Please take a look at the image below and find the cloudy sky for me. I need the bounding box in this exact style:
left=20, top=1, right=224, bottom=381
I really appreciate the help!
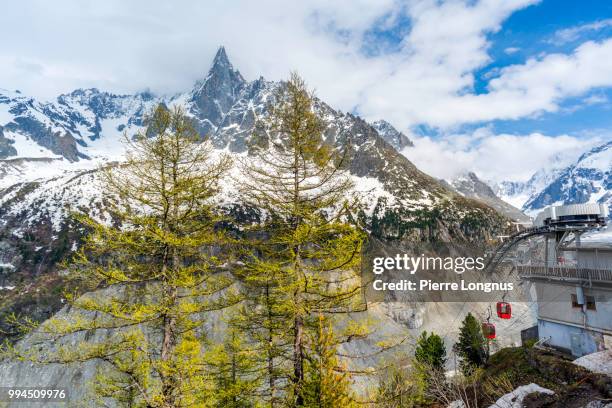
left=1, top=0, right=611, bottom=182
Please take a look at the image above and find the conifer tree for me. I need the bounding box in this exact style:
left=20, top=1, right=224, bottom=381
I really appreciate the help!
left=231, top=259, right=295, bottom=406
left=414, top=331, right=446, bottom=370
left=375, top=363, right=426, bottom=408
left=454, top=313, right=487, bottom=374
left=414, top=330, right=447, bottom=403
left=11, top=106, right=235, bottom=407
left=238, top=72, right=365, bottom=406
left=207, top=329, right=261, bottom=408
left=300, top=314, right=356, bottom=408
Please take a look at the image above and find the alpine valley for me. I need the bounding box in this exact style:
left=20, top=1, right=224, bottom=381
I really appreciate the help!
left=0, top=48, right=544, bottom=399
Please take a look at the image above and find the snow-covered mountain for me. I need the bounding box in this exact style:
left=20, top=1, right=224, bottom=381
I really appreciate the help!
left=0, top=48, right=265, bottom=184
left=0, top=47, right=509, bottom=336
left=448, top=172, right=530, bottom=222
left=0, top=87, right=157, bottom=161
left=523, top=140, right=612, bottom=213
left=0, top=48, right=411, bottom=188
left=492, top=167, right=565, bottom=210
left=488, top=142, right=612, bottom=217
left=370, top=120, right=413, bottom=151
left=0, top=85, right=161, bottom=189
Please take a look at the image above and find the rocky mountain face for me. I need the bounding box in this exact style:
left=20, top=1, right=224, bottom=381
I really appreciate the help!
left=523, top=140, right=612, bottom=213
left=0, top=47, right=510, bottom=341
left=489, top=141, right=612, bottom=216
left=371, top=120, right=414, bottom=151
left=492, top=167, right=565, bottom=211
left=448, top=172, right=530, bottom=222
left=0, top=87, right=158, bottom=163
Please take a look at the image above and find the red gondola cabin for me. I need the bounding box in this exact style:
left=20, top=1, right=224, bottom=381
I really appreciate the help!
left=482, top=322, right=496, bottom=339
left=497, top=302, right=511, bottom=319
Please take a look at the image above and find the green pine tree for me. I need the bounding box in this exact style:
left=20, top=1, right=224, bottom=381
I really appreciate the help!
left=414, top=331, right=447, bottom=370
left=10, top=106, right=235, bottom=407
left=454, top=313, right=488, bottom=374
left=413, top=330, right=447, bottom=405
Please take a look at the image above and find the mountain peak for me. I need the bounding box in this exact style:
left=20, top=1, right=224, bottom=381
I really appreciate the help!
left=204, top=46, right=243, bottom=81
left=189, top=47, right=246, bottom=134
left=193, top=46, right=243, bottom=86
left=371, top=120, right=414, bottom=151
left=212, top=46, right=231, bottom=70
left=523, top=139, right=612, bottom=213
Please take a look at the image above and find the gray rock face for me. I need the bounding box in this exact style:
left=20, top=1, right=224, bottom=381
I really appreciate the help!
left=452, top=172, right=498, bottom=200
left=189, top=46, right=247, bottom=141
left=0, top=127, right=17, bottom=158
left=371, top=120, right=414, bottom=151
left=4, top=117, right=85, bottom=162
left=0, top=285, right=415, bottom=406
left=449, top=172, right=531, bottom=222
left=211, top=76, right=270, bottom=151
left=379, top=302, right=425, bottom=329
left=524, top=140, right=612, bottom=213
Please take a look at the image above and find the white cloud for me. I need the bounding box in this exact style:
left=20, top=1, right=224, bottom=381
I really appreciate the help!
left=550, top=19, right=612, bottom=45
left=582, top=93, right=609, bottom=106
left=402, top=128, right=603, bottom=183
left=1, top=0, right=611, bottom=134
left=504, top=47, right=520, bottom=54
left=0, top=0, right=400, bottom=101
left=386, top=38, right=612, bottom=127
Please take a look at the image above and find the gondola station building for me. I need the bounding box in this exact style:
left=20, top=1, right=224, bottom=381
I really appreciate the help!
left=517, top=204, right=611, bottom=357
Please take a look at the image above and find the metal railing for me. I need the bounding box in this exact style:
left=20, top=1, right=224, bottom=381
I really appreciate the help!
left=517, top=265, right=612, bottom=283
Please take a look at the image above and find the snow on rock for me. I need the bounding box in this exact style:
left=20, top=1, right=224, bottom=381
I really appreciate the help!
left=449, top=172, right=530, bottom=222
left=0, top=157, right=100, bottom=191
left=3, top=130, right=62, bottom=159
left=370, top=120, right=413, bottom=150
left=522, top=141, right=612, bottom=214
left=488, top=383, right=554, bottom=408
left=572, top=350, right=612, bottom=375
left=0, top=169, right=111, bottom=232
left=492, top=166, right=565, bottom=210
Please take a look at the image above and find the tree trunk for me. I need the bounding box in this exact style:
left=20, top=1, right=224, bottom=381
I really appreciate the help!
left=160, top=286, right=178, bottom=407
left=266, top=284, right=276, bottom=408
left=293, top=314, right=304, bottom=406
left=160, top=241, right=179, bottom=406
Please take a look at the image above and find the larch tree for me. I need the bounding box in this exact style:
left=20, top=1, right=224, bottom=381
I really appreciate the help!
left=10, top=105, right=236, bottom=407
left=300, top=314, right=356, bottom=408
left=237, top=72, right=366, bottom=406
left=230, top=257, right=296, bottom=406
left=206, top=328, right=261, bottom=408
